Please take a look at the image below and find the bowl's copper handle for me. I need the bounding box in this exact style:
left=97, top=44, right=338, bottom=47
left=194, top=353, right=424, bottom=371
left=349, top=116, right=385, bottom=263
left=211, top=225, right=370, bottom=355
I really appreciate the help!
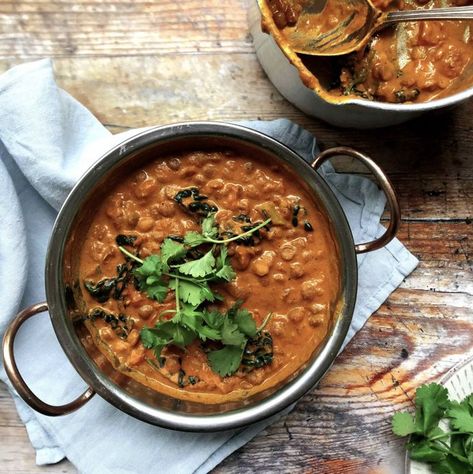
left=311, top=146, right=400, bottom=254
left=2, top=302, right=95, bottom=416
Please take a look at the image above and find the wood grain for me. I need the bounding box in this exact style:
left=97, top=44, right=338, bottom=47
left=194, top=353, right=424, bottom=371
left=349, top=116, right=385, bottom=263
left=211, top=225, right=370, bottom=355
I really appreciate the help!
left=0, top=0, right=252, bottom=57
left=0, top=1, right=472, bottom=473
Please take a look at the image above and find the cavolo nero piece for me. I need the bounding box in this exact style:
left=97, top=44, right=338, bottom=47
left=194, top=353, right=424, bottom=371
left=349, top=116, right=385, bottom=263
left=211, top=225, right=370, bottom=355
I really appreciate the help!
left=173, top=187, right=218, bottom=217
left=84, top=234, right=138, bottom=303
left=82, top=307, right=133, bottom=340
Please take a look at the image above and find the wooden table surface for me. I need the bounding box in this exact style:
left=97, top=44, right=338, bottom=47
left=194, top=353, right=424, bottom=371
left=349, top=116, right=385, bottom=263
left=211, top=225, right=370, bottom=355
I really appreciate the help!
left=1, top=1, right=472, bottom=473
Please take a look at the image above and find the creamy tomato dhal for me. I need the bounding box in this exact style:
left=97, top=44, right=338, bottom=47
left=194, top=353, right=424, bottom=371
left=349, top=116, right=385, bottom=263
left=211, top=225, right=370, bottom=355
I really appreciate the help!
left=78, top=150, right=340, bottom=403
left=267, top=0, right=473, bottom=104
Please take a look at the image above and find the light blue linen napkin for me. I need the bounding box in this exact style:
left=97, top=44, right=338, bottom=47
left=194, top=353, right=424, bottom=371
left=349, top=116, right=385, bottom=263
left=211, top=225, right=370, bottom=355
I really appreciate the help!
left=0, top=59, right=418, bottom=473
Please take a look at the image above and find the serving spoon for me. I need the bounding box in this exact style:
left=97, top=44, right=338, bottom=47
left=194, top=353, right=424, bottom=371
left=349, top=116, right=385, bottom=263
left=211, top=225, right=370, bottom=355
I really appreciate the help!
left=283, top=0, right=473, bottom=56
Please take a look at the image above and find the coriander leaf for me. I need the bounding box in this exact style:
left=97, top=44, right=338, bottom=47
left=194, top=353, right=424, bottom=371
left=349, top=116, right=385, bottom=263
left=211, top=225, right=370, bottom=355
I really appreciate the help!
left=183, top=231, right=207, bottom=247
left=221, top=318, right=246, bottom=347
left=202, top=310, right=225, bottom=330
left=464, top=435, right=473, bottom=464
left=196, top=324, right=221, bottom=341
left=415, top=383, right=451, bottom=435
left=234, top=308, right=257, bottom=338
left=431, top=455, right=472, bottom=474
left=170, top=279, right=215, bottom=306
left=172, top=303, right=198, bottom=324
left=450, top=433, right=468, bottom=462
left=146, top=275, right=161, bottom=285
left=200, top=282, right=218, bottom=302
left=176, top=304, right=221, bottom=341
left=145, top=282, right=169, bottom=302
left=447, top=396, right=473, bottom=433
left=176, top=249, right=216, bottom=278
left=408, top=440, right=446, bottom=463
left=146, top=321, right=196, bottom=348
left=169, top=279, right=201, bottom=306
left=182, top=214, right=218, bottom=247
left=392, top=383, right=473, bottom=473
left=392, top=412, right=417, bottom=437
left=215, top=264, right=236, bottom=282
left=135, top=255, right=164, bottom=278
left=214, top=246, right=236, bottom=282
left=134, top=256, right=169, bottom=302
left=429, top=426, right=446, bottom=439
left=160, top=239, right=187, bottom=268
left=225, top=301, right=257, bottom=338
left=207, top=345, right=244, bottom=377
left=140, top=327, right=170, bottom=359
left=141, top=327, right=161, bottom=348
left=201, top=213, right=218, bottom=238
left=171, top=324, right=197, bottom=347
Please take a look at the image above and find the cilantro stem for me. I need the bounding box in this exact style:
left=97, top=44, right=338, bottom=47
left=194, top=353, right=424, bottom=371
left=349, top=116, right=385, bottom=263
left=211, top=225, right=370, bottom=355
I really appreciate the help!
left=257, top=312, right=273, bottom=333
left=118, top=246, right=213, bottom=285
left=159, top=309, right=177, bottom=321
left=428, top=444, right=470, bottom=464
left=119, top=246, right=143, bottom=264
left=429, top=431, right=472, bottom=441
left=163, top=272, right=209, bottom=284
left=175, top=277, right=180, bottom=312
left=119, top=247, right=209, bottom=282
left=204, top=218, right=272, bottom=244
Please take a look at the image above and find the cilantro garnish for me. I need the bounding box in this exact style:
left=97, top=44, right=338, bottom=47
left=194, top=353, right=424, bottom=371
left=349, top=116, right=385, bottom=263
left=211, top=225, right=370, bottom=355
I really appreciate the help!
left=448, top=395, right=473, bottom=433
left=207, top=346, right=244, bottom=377
left=183, top=214, right=271, bottom=247
left=392, top=383, right=473, bottom=473
left=117, top=212, right=273, bottom=378
left=160, top=239, right=187, bottom=267
left=175, top=248, right=216, bottom=278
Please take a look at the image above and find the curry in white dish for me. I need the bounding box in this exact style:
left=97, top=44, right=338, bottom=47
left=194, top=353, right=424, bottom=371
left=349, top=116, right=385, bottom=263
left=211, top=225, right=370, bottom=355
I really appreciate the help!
left=266, top=0, right=473, bottom=103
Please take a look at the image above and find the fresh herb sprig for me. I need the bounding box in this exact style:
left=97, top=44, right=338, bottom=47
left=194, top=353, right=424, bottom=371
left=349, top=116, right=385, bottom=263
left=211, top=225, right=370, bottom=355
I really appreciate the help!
left=141, top=301, right=272, bottom=377
left=119, top=213, right=273, bottom=377
left=183, top=213, right=271, bottom=247
left=392, top=383, right=473, bottom=473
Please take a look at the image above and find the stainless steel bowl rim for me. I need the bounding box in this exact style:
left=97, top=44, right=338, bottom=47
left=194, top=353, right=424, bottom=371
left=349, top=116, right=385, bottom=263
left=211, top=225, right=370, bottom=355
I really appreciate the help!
left=45, top=121, right=357, bottom=431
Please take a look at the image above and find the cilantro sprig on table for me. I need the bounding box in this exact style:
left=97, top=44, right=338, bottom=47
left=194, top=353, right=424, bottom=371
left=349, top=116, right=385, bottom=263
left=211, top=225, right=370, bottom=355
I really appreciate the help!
left=392, top=383, right=473, bottom=473
left=119, top=213, right=272, bottom=377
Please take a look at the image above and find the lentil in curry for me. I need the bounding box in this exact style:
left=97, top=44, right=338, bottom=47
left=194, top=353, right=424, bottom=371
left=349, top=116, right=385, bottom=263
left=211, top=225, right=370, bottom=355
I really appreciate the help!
left=78, top=150, right=340, bottom=403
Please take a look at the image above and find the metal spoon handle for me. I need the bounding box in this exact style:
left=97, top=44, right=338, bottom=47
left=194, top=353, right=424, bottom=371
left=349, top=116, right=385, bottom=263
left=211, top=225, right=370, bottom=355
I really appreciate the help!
left=386, top=6, right=473, bottom=23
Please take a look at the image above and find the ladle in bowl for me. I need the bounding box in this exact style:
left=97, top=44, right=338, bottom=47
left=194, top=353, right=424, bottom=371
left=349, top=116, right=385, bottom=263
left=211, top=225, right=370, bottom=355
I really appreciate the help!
left=283, top=0, right=473, bottom=56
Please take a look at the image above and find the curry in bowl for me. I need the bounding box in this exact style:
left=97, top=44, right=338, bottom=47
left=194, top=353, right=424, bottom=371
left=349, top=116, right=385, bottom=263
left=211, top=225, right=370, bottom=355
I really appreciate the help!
left=77, top=149, right=340, bottom=404
left=264, top=0, right=473, bottom=104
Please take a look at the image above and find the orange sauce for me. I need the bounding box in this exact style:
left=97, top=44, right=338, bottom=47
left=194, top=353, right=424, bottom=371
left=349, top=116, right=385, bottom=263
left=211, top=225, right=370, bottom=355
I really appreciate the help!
left=77, top=150, right=340, bottom=403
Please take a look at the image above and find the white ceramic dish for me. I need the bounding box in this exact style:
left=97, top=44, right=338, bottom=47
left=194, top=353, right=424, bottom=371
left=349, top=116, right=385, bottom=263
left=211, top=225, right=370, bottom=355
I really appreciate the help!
left=249, top=1, right=473, bottom=129
left=406, top=355, right=473, bottom=474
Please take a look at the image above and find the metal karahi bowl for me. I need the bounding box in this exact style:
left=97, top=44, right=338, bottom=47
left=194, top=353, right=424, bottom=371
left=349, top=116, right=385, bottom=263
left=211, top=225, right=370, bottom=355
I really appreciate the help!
left=250, top=1, right=473, bottom=129
left=2, top=122, right=400, bottom=431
